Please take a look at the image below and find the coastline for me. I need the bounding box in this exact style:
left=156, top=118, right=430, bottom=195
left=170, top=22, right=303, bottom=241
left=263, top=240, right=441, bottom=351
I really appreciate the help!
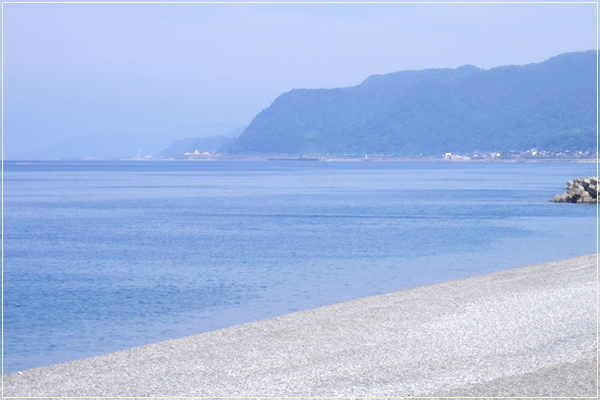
left=4, top=156, right=597, bottom=163
left=166, top=155, right=598, bottom=163
left=4, top=253, right=597, bottom=398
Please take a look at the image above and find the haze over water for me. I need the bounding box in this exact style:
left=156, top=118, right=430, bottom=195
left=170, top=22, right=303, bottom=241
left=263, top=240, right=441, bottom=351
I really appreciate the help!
left=3, top=160, right=596, bottom=373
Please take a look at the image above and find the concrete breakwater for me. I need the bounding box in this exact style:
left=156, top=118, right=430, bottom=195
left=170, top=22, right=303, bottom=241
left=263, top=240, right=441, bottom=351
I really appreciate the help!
left=549, top=176, right=599, bottom=203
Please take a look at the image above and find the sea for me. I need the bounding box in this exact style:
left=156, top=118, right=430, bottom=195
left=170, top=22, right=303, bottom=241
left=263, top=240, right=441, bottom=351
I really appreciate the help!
left=3, top=160, right=597, bottom=373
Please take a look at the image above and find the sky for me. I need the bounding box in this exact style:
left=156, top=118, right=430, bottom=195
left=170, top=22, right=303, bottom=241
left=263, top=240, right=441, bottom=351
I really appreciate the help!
left=2, top=2, right=597, bottom=159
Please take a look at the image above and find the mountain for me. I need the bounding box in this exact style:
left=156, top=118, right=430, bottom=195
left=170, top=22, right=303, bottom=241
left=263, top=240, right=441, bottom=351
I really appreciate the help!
left=225, top=50, right=596, bottom=157
left=158, top=126, right=245, bottom=157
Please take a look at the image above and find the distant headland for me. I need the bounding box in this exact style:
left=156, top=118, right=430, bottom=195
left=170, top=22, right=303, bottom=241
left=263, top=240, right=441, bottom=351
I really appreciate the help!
left=167, top=50, right=596, bottom=161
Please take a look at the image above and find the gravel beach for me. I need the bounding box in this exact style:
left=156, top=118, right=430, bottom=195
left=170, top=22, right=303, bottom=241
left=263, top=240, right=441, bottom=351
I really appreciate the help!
left=4, top=254, right=597, bottom=398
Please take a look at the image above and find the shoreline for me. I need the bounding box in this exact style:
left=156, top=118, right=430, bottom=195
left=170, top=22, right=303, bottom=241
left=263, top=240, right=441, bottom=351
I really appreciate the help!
left=4, top=253, right=597, bottom=398
left=4, top=156, right=598, bottom=163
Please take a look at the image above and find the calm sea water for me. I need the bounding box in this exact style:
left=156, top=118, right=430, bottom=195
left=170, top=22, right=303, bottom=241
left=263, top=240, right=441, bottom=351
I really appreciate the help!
left=3, top=160, right=597, bottom=373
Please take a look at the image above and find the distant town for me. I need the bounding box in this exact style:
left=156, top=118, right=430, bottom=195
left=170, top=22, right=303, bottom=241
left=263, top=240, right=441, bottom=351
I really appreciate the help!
left=168, top=148, right=597, bottom=162
left=442, top=149, right=596, bottom=161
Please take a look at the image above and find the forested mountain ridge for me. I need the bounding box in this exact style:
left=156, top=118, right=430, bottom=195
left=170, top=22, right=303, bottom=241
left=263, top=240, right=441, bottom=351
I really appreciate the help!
left=224, top=50, right=596, bottom=157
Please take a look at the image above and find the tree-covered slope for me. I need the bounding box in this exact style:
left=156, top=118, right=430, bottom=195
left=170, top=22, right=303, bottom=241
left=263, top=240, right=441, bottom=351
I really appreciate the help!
left=225, top=50, right=596, bottom=156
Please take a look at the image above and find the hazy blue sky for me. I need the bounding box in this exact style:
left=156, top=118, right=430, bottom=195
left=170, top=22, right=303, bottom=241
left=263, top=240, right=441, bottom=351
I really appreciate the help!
left=3, top=2, right=597, bottom=158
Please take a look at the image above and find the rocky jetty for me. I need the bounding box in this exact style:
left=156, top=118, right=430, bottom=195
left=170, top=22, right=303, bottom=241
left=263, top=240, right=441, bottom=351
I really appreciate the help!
left=550, top=177, right=599, bottom=203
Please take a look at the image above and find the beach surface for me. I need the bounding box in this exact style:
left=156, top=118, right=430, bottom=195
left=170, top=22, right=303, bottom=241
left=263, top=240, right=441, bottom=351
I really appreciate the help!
left=4, top=254, right=597, bottom=398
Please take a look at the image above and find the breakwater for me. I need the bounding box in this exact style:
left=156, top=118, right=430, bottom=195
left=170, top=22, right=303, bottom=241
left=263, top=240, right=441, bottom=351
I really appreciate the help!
left=549, top=177, right=599, bottom=203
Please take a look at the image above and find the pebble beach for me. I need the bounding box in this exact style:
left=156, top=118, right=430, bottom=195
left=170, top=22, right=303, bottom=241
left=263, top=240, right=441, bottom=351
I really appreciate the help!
left=4, top=254, right=597, bottom=398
